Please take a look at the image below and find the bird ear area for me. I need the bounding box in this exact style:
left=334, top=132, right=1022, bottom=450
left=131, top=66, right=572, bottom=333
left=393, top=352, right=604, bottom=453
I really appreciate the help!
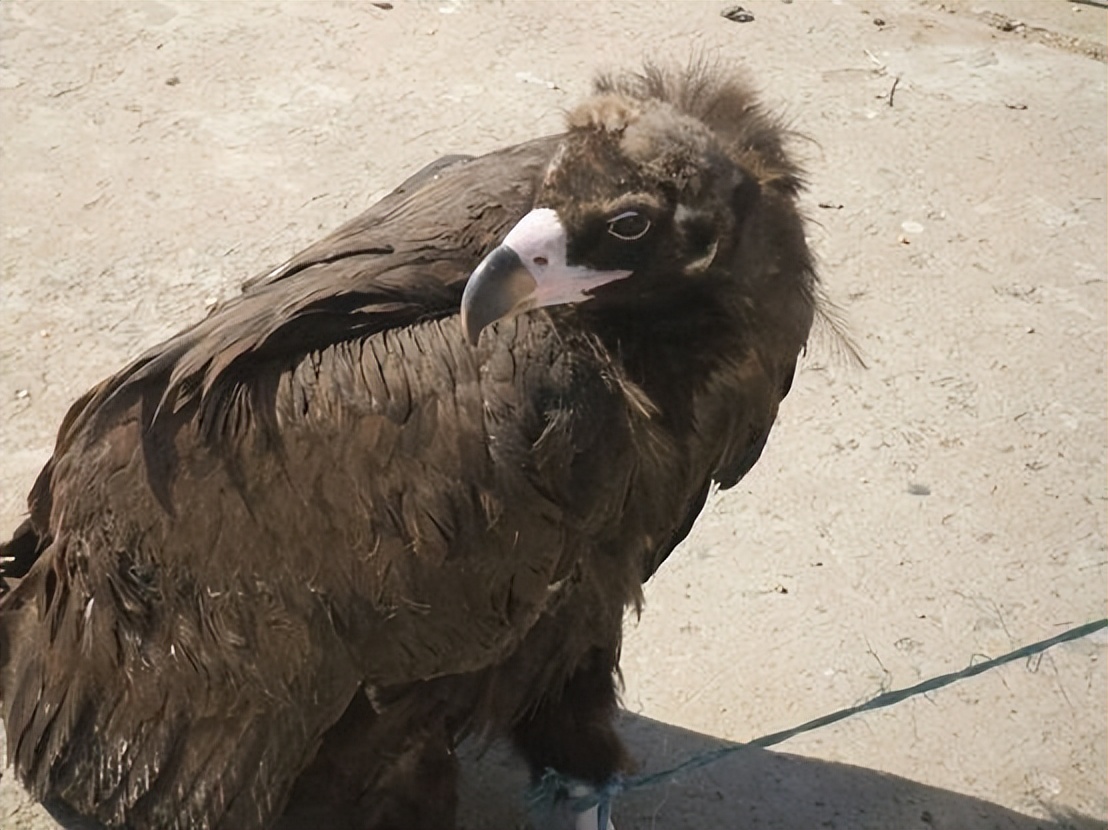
left=679, top=169, right=762, bottom=277
left=731, top=169, right=762, bottom=226
left=677, top=211, right=720, bottom=277
left=675, top=192, right=730, bottom=276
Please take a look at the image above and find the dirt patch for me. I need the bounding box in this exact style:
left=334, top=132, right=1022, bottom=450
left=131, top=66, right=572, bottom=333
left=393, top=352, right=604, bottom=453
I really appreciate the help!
left=1, top=1, right=1104, bottom=827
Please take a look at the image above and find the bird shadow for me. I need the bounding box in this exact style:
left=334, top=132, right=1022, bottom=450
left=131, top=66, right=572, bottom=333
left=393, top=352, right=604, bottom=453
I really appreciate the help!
left=3, top=713, right=1103, bottom=830
left=457, top=711, right=1106, bottom=830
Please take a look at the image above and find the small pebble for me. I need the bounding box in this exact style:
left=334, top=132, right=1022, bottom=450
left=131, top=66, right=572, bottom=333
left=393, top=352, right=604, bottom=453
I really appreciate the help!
left=721, top=5, right=755, bottom=22
left=515, top=71, right=560, bottom=91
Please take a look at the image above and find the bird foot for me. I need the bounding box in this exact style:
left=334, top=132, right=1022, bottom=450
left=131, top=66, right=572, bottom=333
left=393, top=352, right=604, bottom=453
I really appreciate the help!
left=574, top=803, right=616, bottom=830
left=568, top=783, right=616, bottom=830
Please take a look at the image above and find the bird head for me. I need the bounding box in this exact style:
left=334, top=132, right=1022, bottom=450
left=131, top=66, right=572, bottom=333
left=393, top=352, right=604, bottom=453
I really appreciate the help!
left=460, top=91, right=761, bottom=345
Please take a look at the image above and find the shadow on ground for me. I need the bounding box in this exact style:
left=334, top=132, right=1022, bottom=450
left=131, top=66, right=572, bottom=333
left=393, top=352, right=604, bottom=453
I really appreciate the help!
left=3, top=712, right=1104, bottom=830
left=458, top=712, right=1108, bottom=830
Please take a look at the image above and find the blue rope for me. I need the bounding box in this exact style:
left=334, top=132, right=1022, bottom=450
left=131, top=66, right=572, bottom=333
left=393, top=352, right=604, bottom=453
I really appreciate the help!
left=529, top=617, right=1108, bottom=819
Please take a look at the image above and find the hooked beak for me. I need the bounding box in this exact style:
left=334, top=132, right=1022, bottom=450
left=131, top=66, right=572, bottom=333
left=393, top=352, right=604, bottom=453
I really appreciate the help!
left=460, top=208, right=632, bottom=345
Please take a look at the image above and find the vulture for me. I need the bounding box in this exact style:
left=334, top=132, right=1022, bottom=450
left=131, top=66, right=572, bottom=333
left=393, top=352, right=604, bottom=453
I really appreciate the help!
left=0, top=64, right=822, bottom=830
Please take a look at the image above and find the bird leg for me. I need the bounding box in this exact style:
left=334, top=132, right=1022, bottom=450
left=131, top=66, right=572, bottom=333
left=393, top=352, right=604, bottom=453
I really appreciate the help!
left=512, top=646, right=628, bottom=829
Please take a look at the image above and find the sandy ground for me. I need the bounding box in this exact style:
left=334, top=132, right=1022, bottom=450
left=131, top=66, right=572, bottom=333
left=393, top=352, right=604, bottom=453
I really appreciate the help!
left=1, top=1, right=1105, bottom=828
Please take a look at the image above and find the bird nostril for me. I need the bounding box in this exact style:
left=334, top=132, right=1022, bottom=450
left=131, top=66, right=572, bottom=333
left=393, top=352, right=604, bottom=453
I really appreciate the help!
left=533, top=256, right=548, bottom=267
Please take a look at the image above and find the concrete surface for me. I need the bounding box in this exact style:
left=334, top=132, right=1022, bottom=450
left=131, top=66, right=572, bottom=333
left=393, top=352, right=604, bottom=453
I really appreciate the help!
left=1, top=1, right=1104, bottom=828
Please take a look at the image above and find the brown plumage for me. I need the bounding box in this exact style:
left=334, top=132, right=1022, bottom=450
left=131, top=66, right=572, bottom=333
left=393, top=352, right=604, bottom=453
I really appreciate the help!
left=0, top=64, right=819, bottom=829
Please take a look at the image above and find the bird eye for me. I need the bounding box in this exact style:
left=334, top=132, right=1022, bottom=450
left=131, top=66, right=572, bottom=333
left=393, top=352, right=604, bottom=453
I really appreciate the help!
left=606, top=210, right=651, bottom=241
